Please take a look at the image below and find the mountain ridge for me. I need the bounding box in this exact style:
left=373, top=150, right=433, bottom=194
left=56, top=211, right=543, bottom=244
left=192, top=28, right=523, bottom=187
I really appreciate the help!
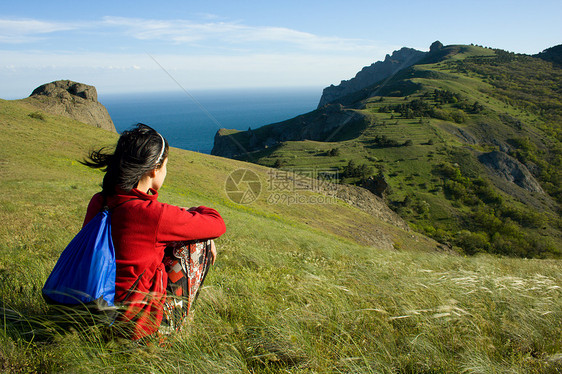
left=211, top=42, right=562, bottom=258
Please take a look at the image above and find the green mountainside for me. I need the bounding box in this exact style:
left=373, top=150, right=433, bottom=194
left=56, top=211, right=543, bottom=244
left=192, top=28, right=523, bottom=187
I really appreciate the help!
left=1, top=94, right=561, bottom=372
left=213, top=43, right=562, bottom=258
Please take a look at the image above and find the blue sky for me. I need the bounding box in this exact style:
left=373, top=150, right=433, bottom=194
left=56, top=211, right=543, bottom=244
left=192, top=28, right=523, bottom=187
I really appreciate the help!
left=1, top=0, right=561, bottom=99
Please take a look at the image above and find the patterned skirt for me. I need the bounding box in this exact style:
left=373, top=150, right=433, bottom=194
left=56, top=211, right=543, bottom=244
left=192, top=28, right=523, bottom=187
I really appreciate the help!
left=160, top=240, right=213, bottom=333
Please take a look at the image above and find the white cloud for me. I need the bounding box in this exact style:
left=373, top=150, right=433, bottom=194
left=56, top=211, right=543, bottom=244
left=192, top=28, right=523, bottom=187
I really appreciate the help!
left=101, top=16, right=387, bottom=53
left=0, top=15, right=393, bottom=55
left=0, top=18, right=76, bottom=43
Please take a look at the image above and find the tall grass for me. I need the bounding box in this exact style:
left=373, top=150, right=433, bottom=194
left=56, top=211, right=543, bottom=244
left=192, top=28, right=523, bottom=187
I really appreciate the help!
left=2, top=214, right=560, bottom=372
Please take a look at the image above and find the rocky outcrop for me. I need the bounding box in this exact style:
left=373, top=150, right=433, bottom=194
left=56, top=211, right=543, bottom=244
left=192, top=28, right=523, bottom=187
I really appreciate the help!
left=429, top=40, right=444, bottom=52
left=212, top=129, right=245, bottom=159
left=318, top=47, right=428, bottom=108
left=478, top=151, right=544, bottom=193
left=361, top=173, right=389, bottom=198
left=331, top=183, right=410, bottom=232
left=24, top=80, right=116, bottom=132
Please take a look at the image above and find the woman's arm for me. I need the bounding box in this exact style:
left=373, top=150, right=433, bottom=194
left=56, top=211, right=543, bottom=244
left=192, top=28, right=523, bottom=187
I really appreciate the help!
left=157, top=204, right=226, bottom=243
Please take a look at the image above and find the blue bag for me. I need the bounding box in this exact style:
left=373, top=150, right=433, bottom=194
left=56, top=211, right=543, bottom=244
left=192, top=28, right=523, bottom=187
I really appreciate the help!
left=42, top=208, right=116, bottom=308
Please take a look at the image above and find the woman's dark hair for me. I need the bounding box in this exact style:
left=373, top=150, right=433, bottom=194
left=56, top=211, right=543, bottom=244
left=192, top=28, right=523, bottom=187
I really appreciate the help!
left=81, top=123, right=169, bottom=196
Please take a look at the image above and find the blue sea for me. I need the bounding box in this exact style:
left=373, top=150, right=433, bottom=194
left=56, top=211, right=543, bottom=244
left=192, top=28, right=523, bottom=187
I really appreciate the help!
left=100, top=87, right=321, bottom=154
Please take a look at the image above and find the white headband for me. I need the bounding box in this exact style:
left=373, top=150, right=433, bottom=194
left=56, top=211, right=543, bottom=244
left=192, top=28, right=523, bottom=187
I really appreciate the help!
left=156, top=133, right=166, bottom=165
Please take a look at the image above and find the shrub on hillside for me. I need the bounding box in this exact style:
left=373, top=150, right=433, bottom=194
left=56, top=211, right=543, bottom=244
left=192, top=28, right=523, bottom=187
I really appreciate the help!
left=454, top=230, right=490, bottom=255
left=451, top=109, right=468, bottom=123
left=429, top=108, right=452, bottom=121
left=28, top=111, right=46, bottom=121
left=327, top=148, right=340, bottom=157
left=273, top=158, right=285, bottom=168
left=342, top=160, right=374, bottom=180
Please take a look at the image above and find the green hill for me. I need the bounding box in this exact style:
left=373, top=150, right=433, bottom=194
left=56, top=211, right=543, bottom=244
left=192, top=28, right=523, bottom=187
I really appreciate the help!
left=0, top=96, right=561, bottom=372
left=213, top=43, right=562, bottom=259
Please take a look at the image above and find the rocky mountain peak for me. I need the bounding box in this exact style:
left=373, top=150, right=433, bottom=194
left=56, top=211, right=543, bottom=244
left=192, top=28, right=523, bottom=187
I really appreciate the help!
left=317, top=45, right=428, bottom=108
left=31, top=80, right=99, bottom=102
left=25, top=80, right=116, bottom=132
left=429, top=40, right=444, bottom=52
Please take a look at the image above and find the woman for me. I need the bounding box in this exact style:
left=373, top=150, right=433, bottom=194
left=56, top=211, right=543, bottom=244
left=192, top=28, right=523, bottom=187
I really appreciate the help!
left=81, top=124, right=225, bottom=340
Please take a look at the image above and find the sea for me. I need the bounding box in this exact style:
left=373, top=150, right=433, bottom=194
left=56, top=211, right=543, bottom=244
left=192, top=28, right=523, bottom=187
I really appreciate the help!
left=99, top=87, right=321, bottom=154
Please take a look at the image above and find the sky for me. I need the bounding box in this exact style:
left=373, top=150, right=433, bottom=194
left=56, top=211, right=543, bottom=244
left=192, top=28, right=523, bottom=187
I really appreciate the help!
left=1, top=0, right=561, bottom=99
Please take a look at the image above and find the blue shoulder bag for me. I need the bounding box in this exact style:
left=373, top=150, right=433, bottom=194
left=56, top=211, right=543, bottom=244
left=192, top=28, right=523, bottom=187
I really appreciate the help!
left=42, top=199, right=137, bottom=313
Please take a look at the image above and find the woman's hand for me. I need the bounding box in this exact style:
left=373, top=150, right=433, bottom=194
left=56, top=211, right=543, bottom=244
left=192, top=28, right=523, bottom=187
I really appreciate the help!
left=209, top=240, right=217, bottom=265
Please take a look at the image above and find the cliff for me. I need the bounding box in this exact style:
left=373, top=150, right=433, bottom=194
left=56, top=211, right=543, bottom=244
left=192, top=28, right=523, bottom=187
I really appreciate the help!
left=317, top=46, right=428, bottom=107
left=23, top=80, right=116, bottom=132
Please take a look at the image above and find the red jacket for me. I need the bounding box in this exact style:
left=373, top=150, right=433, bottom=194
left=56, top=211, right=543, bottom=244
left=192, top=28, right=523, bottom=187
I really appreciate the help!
left=83, top=188, right=225, bottom=339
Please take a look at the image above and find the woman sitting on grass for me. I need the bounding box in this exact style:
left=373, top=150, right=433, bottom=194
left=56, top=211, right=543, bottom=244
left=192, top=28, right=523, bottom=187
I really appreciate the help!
left=81, top=123, right=225, bottom=340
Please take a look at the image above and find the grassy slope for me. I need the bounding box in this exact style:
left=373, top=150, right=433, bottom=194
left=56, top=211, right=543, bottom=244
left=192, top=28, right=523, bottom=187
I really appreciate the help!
left=239, top=46, right=562, bottom=258
left=0, top=99, right=561, bottom=373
